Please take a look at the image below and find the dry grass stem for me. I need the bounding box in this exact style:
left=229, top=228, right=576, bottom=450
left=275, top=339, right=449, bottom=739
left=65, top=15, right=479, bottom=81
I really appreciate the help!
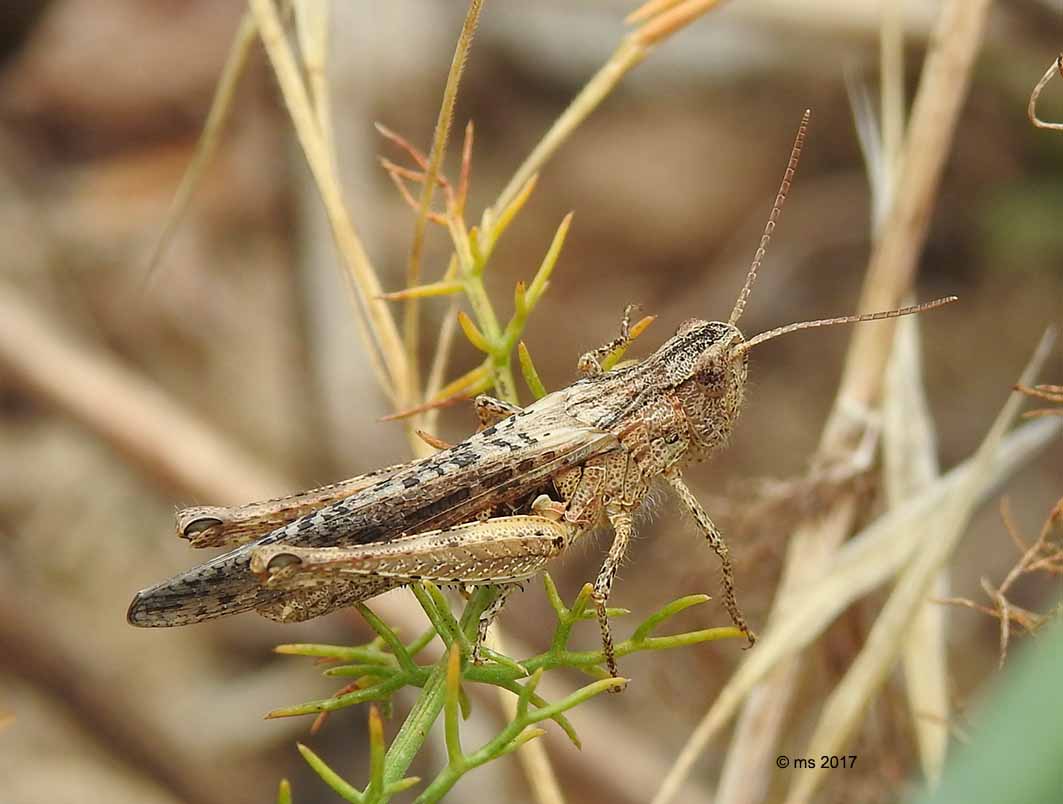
left=781, top=329, right=1054, bottom=804
left=403, top=0, right=484, bottom=413
left=1028, top=55, right=1063, bottom=131
left=650, top=414, right=1060, bottom=804
left=0, top=282, right=288, bottom=503
left=293, top=0, right=334, bottom=166
left=295, top=7, right=335, bottom=197
left=941, top=497, right=1063, bottom=668
left=880, top=13, right=947, bottom=781
left=700, top=2, right=995, bottom=799
left=885, top=314, right=949, bottom=785
left=143, top=9, right=261, bottom=278
left=632, top=0, right=727, bottom=47
left=423, top=300, right=461, bottom=436
left=486, top=0, right=723, bottom=225
left=625, top=0, right=685, bottom=25
left=248, top=0, right=407, bottom=403
left=836, top=0, right=992, bottom=411
left=879, top=1, right=905, bottom=196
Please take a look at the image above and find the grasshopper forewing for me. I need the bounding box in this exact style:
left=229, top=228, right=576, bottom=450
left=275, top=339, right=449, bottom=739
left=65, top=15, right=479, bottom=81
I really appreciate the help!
left=129, top=110, right=956, bottom=677
left=127, top=420, right=618, bottom=626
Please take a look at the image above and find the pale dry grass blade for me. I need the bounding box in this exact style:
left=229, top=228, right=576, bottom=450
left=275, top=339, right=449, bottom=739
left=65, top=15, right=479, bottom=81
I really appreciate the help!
left=485, top=0, right=724, bottom=228
left=626, top=0, right=685, bottom=25
left=1028, top=56, right=1063, bottom=131
left=247, top=0, right=407, bottom=401
left=0, top=283, right=289, bottom=503
left=782, top=330, right=1056, bottom=804
left=486, top=37, right=640, bottom=227
left=289, top=1, right=403, bottom=438
left=678, top=2, right=997, bottom=800
left=836, top=0, right=993, bottom=408
left=885, top=314, right=949, bottom=785
left=651, top=411, right=1060, bottom=804
left=879, top=0, right=905, bottom=199
left=879, top=11, right=947, bottom=782
left=144, top=10, right=260, bottom=279
left=631, top=0, right=726, bottom=47
left=293, top=0, right=334, bottom=165
left=419, top=300, right=460, bottom=455
left=404, top=0, right=484, bottom=412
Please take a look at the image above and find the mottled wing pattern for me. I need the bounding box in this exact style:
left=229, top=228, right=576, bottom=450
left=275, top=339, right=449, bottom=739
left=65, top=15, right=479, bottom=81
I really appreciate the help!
left=176, top=462, right=411, bottom=549
left=128, top=410, right=618, bottom=626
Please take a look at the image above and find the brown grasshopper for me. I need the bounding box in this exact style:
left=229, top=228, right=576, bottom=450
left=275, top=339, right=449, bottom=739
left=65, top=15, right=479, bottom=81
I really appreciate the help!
left=127, top=111, right=955, bottom=676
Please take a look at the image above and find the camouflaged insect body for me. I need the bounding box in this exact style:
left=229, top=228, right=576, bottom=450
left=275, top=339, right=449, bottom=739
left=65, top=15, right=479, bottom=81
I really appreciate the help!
left=127, top=318, right=749, bottom=629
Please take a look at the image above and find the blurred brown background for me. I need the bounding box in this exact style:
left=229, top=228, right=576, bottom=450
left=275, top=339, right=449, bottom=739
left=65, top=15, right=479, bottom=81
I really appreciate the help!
left=0, top=1, right=1060, bottom=803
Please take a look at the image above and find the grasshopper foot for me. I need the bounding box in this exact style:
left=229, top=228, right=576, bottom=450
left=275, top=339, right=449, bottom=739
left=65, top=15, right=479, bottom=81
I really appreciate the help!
left=471, top=638, right=486, bottom=665
left=592, top=593, right=621, bottom=684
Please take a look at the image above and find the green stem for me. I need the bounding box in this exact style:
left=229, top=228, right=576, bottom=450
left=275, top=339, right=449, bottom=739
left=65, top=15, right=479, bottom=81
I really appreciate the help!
left=381, top=587, right=497, bottom=785
left=405, top=0, right=486, bottom=413
left=486, top=37, right=645, bottom=225
left=382, top=661, right=449, bottom=786
left=460, top=271, right=517, bottom=403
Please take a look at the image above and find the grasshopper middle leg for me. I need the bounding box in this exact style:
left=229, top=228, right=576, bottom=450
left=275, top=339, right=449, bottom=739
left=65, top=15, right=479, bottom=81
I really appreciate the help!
left=664, top=467, right=755, bottom=646
left=592, top=509, right=633, bottom=679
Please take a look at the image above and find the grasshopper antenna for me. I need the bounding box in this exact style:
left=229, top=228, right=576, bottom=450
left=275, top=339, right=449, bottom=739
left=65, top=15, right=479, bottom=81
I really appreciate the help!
left=732, top=296, right=958, bottom=356
left=728, top=108, right=811, bottom=328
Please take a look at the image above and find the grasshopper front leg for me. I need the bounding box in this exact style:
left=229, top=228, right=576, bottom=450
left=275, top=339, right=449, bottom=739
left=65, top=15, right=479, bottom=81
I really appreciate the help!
left=577, top=304, right=639, bottom=377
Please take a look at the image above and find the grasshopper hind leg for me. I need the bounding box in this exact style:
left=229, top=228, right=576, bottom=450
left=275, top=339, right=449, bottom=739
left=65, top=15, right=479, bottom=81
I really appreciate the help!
left=251, top=511, right=574, bottom=630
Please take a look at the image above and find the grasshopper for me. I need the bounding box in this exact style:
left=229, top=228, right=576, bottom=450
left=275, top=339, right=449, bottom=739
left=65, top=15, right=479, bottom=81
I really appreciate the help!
left=127, top=111, right=955, bottom=676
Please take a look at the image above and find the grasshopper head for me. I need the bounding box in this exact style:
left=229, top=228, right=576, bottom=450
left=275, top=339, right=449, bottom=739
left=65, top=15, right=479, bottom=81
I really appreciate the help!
left=665, top=318, right=749, bottom=458
left=663, top=290, right=958, bottom=461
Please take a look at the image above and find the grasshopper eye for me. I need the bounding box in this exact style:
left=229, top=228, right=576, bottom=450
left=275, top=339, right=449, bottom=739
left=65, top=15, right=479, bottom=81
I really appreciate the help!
left=182, top=517, right=223, bottom=538
left=697, top=367, right=722, bottom=387
left=266, top=553, right=303, bottom=572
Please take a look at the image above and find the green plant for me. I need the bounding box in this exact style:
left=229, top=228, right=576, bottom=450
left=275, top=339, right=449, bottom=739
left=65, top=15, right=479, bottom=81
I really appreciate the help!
left=271, top=577, right=741, bottom=802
